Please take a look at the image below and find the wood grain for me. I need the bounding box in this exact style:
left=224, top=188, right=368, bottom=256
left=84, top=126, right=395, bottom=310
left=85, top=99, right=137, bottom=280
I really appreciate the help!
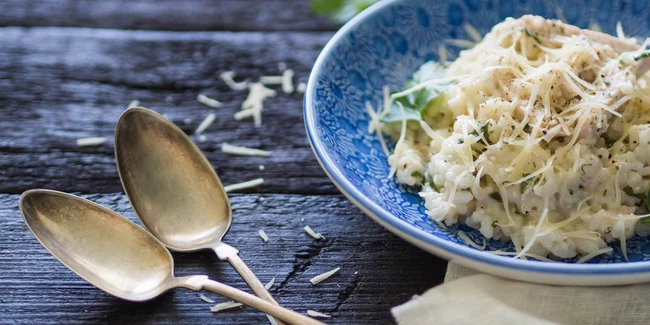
left=0, top=27, right=336, bottom=195
left=0, top=0, right=339, bottom=31
left=0, top=193, right=447, bottom=325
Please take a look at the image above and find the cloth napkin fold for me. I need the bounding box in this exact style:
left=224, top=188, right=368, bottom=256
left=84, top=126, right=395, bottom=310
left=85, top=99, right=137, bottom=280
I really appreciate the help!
left=391, top=261, right=650, bottom=325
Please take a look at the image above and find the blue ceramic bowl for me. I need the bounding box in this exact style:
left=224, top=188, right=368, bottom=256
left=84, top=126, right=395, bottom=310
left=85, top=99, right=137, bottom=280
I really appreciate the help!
left=305, top=0, right=650, bottom=285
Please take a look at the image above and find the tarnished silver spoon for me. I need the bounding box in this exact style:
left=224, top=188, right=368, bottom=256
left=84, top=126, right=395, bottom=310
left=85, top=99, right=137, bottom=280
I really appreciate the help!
left=19, top=189, right=323, bottom=325
left=114, top=107, right=284, bottom=324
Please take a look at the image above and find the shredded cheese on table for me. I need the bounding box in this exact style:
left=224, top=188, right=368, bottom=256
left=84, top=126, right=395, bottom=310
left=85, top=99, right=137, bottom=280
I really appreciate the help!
left=210, top=301, right=243, bottom=313
left=310, top=267, right=340, bottom=285
left=195, top=113, right=216, bottom=135
left=197, top=93, right=223, bottom=108
left=304, top=225, right=325, bottom=240
left=297, top=82, right=307, bottom=93
left=77, top=137, right=107, bottom=147
left=200, top=294, right=215, bottom=303
left=220, top=71, right=249, bottom=91
left=223, top=178, right=264, bottom=193
left=307, top=310, right=332, bottom=318
left=221, top=142, right=272, bottom=156
left=264, top=277, right=275, bottom=290
left=127, top=99, right=140, bottom=108
left=258, top=229, right=269, bottom=242
left=282, top=69, right=295, bottom=94
left=237, top=82, right=276, bottom=127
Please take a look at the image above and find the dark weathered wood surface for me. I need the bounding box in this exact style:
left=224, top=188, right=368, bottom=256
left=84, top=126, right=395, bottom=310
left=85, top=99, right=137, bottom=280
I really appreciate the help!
left=0, top=0, right=339, bottom=31
left=1, top=193, right=446, bottom=324
left=0, top=2, right=449, bottom=325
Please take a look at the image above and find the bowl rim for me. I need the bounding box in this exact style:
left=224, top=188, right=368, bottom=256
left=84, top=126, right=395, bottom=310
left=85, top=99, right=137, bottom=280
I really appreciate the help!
left=304, top=0, right=650, bottom=275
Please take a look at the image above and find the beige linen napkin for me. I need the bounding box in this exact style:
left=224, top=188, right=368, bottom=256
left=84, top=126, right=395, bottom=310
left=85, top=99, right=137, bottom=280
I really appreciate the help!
left=391, top=261, right=650, bottom=325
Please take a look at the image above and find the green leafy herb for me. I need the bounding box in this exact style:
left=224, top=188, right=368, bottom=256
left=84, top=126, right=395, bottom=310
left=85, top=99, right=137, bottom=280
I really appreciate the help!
left=491, top=220, right=498, bottom=228
left=522, top=28, right=542, bottom=45
left=604, top=227, right=612, bottom=234
left=523, top=123, right=530, bottom=133
left=635, top=51, right=650, bottom=61
left=381, top=62, right=454, bottom=123
left=311, top=0, right=379, bottom=23
left=520, top=174, right=539, bottom=193
left=489, top=192, right=502, bottom=202
left=604, top=137, right=617, bottom=148
left=471, top=121, right=492, bottom=144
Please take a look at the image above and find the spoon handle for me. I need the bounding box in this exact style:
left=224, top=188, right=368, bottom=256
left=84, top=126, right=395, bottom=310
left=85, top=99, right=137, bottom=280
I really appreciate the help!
left=214, top=242, right=286, bottom=325
left=177, top=275, right=325, bottom=325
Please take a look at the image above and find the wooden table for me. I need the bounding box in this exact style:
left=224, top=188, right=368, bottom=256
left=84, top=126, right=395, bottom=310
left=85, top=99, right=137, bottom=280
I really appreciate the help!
left=0, top=1, right=448, bottom=324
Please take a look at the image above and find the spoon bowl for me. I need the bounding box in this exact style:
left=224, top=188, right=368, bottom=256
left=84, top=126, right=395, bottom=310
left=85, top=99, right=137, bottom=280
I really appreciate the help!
left=20, top=189, right=172, bottom=301
left=115, top=107, right=231, bottom=251
left=115, top=107, right=282, bottom=322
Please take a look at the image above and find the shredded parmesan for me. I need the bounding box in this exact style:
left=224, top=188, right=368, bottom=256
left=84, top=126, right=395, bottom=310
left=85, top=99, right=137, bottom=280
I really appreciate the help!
left=200, top=294, right=215, bottom=303
left=76, top=137, right=107, bottom=147
left=210, top=301, right=243, bottom=313
left=463, top=23, right=482, bottom=42
left=258, top=230, right=269, bottom=242
left=258, top=165, right=266, bottom=171
left=304, top=225, right=325, bottom=240
left=127, top=99, right=140, bottom=108
left=195, top=113, right=216, bottom=134
left=197, top=94, right=223, bottom=108
left=297, top=82, right=307, bottom=93
left=198, top=135, right=207, bottom=143
left=309, top=267, right=340, bottom=285
left=264, top=277, right=275, bottom=290
left=223, top=178, right=264, bottom=193
left=221, top=142, right=272, bottom=156
left=307, top=310, right=332, bottom=318
left=238, top=82, right=276, bottom=127
left=457, top=230, right=486, bottom=250
left=220, top=71, right=249, bottom=91
left=260, top=75, right=283, bottom=85
left=282, top=69, right=295, bottom=94
left=266, top=315, right=279, bottom=325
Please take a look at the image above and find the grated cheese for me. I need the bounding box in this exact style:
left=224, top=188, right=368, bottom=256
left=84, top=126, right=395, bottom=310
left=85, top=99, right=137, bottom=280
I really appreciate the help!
left=221, top=142, right=272, bottom=156
left=220, top=71, right=249, bottom=91
left=200, top=294, right=215, bottom=303
left=297, top=82, right=307, bottom=93
left=266, top=315, right=279, bottom=325
left=264, top=277, right=275, bottom=290
left=463, top=22, right=482, bottom=43
left=127, top=99, right=140, bottom=108
left=258, top=230, right=269, bottom=242
left=198, top=135, right=207, bottom=143
left=223, top=178, right=264, bottom=193
left=197, top=94, right=223, bottom=108
left=260, top=75, right=283, bottom=85
left=195, top=113, right=216, bottom=135
left=258, top=165, right=265, bottom=171
left=309, top=267, right=340, bottom=285
left=307, top=310, right=332, bottom=318
left=210, top=301, right=243, bottom=313
left=282, top=69, right=295, bottom=94
left=238, top=82, right=276, bottom=127
left=457, top=230, right=486, bottom=250
left=304, top=225, right=325, bottom=240
left=183, top=118, right=192, bottom=124
left=77, top=137, right=107, bottom=147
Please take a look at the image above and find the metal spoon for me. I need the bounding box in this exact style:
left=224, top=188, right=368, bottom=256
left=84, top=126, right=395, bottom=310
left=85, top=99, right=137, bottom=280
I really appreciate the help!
left=19, top=189, right=322, bottom=325
left=114, top=107, right=284, bottom=323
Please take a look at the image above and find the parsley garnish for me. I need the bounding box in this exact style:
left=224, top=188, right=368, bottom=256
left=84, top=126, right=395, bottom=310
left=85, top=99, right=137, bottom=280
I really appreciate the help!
left=522, top=28, right=542, bottom=45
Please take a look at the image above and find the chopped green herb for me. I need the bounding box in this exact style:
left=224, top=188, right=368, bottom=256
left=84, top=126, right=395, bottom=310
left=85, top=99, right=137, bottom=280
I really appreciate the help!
left=471, top=121, right=492, bottom=145
left=522, top=28, right=542, bottom=45
left=491, top=220, right=498, bottom=228
left=380, top=62, right=455, bottom=124
left=604, top=137, right=617, bottom=148
left=523, top=123, right=530, bottom=133
left=489, top=192, right=502, bottom=202
left=604, top=227, right=612, bottom=234
left=635, top=51, right=650, bottom=61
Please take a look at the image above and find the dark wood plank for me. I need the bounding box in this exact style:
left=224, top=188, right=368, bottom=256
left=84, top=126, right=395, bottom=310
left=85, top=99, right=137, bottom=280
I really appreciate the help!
left=0, top=27, right=336, bottom=195
left=0, top=193, right=447, bottom=325
left=0, top=0, right=340, bottom=31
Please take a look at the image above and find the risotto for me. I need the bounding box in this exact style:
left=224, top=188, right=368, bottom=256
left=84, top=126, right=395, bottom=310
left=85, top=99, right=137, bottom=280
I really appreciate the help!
left=368, top=15, right=650, bottom=261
